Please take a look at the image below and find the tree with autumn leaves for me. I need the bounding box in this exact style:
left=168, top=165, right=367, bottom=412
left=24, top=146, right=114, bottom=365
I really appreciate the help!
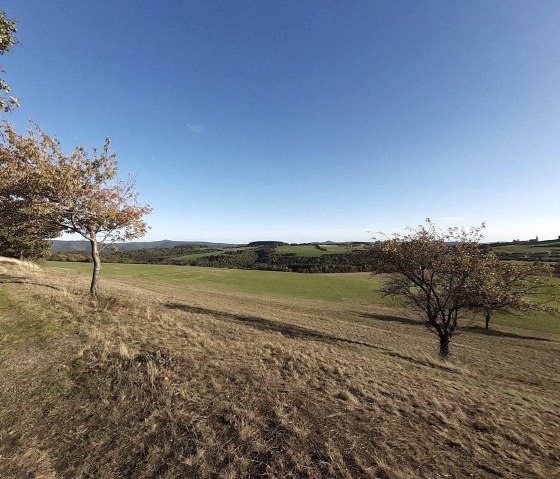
left=371, top=220, right=551, bottom=358
left=469, top=256, right=551, bottom=331
left=0, top=121, right=151, bottom=295
left=0, top=12, right=149, bottom=294
left=0, top=10, right=19, bottom=112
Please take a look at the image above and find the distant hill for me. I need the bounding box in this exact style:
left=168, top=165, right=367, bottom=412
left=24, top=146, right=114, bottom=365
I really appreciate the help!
left=50, top=240, right=239, bottom=252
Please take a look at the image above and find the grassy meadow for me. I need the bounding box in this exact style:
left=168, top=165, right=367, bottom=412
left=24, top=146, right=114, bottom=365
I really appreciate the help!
left=1, top=258, right=559, bottom=478
left=51, top=261, right=560, bottom=334
left=50, top=261, right=385, bottom=305
left=490, top=240, right=560, bottom=254
left=173, top=247, right=255, bottom=261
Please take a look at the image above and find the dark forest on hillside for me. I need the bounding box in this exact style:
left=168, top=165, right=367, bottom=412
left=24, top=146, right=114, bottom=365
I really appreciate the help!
left=48, top=244, right=374, bottom=273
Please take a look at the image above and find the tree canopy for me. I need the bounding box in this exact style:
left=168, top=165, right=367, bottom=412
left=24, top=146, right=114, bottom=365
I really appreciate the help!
left=371, top=220, right=550, bottom=357
left=468, top=256, right=551, bottom=330
left=0, top=10, right=19, bottom=111
left=0, top=121, right=151, bottom=294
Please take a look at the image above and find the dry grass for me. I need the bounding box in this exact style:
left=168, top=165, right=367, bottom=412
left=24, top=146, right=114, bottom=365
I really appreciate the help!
left=0, top=256, right=40, bottom=275
left=0, top=258, right=559, bottom=478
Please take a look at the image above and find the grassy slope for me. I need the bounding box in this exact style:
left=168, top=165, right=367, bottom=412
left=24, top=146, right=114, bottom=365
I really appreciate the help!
left=1, top=260, right=560, bottom=478
left=50, top=262, right=387, bottom=305
left=51, top=261, right=560, bottom=334
left=491, top=241, right=560, bottom=254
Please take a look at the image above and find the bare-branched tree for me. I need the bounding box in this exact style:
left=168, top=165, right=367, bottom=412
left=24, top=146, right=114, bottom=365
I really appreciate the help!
left=468, top=257, right=552, bottom=330
left=370, top=220, right=551, bottom=357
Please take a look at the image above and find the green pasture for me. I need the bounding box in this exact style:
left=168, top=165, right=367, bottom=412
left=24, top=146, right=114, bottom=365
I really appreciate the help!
left=483, top=310, right=559, bottom=334
left=165, top=246, right=253, bottom=261
left=49, top=262, right=560, bottom=334
left=50, top=262, right=385, bottom=305
left=319, top=244, right=351, bottom=253
left=491, top=241, right=560, bottom=254
left=276, top=244, right=346, bottom=257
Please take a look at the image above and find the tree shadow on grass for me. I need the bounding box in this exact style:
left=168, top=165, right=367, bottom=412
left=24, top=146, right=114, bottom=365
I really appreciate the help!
left=462, top=325, right=553, bottom=342
left=166, top=302, right=374, bottom=349
left=359, top=312, right=422, bottom=327
left=165, top=302, right=461, bottom=373
left=358, top=311, right=553, bottom=343
left=0, top=274, right=65, bottom=292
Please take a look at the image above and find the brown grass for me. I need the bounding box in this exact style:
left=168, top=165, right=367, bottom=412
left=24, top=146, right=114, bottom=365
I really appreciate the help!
left=0, top=258, right=559, bottom=478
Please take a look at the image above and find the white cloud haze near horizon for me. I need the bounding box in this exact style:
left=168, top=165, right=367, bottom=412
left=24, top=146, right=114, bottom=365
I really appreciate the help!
left=58, top=216, right=557, bottom=244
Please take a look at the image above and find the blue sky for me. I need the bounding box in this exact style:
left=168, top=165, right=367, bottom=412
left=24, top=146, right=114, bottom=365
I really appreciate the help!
left=2, top=1, right=559, bottom=243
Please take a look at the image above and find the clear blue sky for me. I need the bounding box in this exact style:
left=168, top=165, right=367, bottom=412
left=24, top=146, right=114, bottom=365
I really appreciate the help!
left=3, top=1, right=559, bottom=243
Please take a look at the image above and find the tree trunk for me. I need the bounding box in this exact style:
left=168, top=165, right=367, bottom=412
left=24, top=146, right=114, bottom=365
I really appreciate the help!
left=89, top=237, right=101, bottom=296
left=438, top=333, right=450, bottom=359
left=485, top=310, right=491, bottom=330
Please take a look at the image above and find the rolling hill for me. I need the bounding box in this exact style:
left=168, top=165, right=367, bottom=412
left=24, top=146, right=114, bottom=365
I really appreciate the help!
left=1, top=258, right=559, bottom=478
left=50, top=240, right=239, bottom=252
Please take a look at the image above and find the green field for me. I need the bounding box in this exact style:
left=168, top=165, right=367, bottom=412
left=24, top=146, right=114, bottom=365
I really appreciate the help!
left=173, top=247, right=253, bottom=261
left=318, top=244, right=352, bottom=253
left=276, top=244, right=348, bottom=257
left=50, top=262, right=386, bottom=305
left=50, top=262, right=560, bottom=333
left=491, top=240, right=560, bottom=254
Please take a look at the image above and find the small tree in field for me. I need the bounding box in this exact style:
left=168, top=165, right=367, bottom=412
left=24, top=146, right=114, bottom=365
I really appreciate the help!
left=0, top=122, right=151, bottom=295
left=371, top=220, right=492, bottom=357
left=371, top=220, right=554, bottom=357
left=471, top=257, right=551, bottom=330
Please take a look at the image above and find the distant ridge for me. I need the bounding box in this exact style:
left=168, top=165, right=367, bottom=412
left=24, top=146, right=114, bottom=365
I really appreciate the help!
left=50, top=240, right=239, bottom=252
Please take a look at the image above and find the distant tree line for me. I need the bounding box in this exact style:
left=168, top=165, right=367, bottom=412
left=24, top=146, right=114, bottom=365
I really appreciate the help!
left=181, top=246, right=373, bottom=272
left=48, top=242, right=560, bottom=277
left=48, top=244, right=374, bottom=273
left=495, top=251, right=560, bottom=263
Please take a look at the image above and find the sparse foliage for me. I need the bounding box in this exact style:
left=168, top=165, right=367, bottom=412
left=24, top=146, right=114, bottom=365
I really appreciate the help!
left=0, top=10, right=19, bottom=111
left=370, top=220, right=549, bottom=357
left=0, top=121, right=152, bottom=294
left=469, top=257, right=552, bottom=330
